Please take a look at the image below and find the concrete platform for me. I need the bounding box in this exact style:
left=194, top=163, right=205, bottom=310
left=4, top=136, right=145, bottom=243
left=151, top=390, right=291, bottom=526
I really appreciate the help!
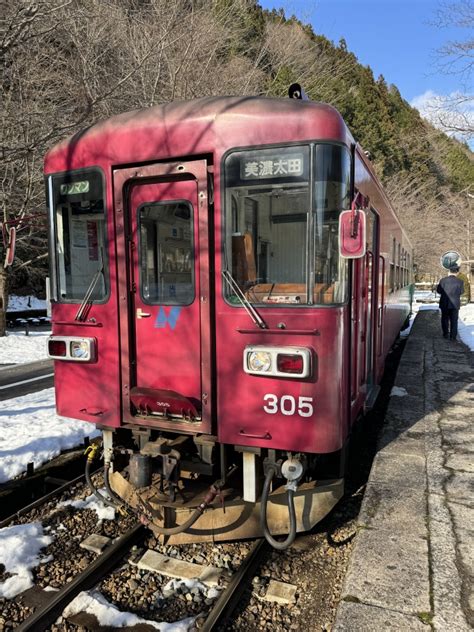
left=334, top=310, right=473, bottom=631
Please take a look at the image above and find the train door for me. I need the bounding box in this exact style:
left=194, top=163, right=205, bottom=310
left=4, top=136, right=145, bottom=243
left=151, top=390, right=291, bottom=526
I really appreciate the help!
left=350, top=259, right=363, bottom=405
left=350, top=208, right=378, bottom=412
left=113, top=161, right=212, bottom=433
left=377, top=255, right=385, bottom=362
left=365, top=209, right=379, bottom=404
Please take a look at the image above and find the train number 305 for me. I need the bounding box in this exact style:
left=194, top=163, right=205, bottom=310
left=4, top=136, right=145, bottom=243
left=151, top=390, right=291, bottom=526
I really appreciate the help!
left=263, top=394, right=314, bottom=417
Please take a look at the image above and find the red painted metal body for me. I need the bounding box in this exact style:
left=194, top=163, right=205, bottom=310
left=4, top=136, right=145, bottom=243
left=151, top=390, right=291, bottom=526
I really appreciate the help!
left=45, top=97, right=412, bottom=458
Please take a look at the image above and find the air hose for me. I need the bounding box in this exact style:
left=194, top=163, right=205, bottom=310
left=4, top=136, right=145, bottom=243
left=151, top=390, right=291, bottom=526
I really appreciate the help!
left=84, top=445, right=120, bottom=509
left=138, top=480, right=225, bottom=535
left=260, top=465, right=297, bottom=550
left=86, top=444, right=233, bottom=535
left=104, top=461, right=127, bottom=508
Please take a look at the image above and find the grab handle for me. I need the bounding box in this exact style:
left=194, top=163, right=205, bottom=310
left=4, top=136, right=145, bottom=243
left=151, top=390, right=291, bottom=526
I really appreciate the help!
left=239, top=429, right=272, bottom=440
left=80, top=408, right=104, bottom=417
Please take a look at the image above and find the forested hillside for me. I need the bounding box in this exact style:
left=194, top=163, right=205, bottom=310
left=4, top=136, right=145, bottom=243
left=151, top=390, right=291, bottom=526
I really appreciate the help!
left=1, top=0, right=473, bottom=311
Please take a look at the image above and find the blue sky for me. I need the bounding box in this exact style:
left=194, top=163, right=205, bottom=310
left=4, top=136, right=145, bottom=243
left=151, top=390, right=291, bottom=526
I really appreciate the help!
left=258, top=0, right=473, bottom=137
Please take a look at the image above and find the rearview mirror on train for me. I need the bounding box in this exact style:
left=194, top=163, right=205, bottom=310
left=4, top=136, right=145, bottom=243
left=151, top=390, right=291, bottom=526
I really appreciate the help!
left=339, top=210, right=366, bottom=259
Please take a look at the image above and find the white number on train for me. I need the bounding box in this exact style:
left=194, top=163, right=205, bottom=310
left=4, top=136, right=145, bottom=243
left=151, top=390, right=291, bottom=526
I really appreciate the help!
left=263, top=394, right=314, bottom=417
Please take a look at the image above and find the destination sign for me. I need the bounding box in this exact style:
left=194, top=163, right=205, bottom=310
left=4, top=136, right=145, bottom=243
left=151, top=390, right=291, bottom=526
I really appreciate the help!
left=60, top=180, right=90, bottom=196
left=241, top=153, right=305, bottom=180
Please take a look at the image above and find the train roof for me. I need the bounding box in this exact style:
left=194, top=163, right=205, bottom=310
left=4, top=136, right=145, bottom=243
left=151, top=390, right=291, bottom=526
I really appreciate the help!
left=44, top=96, right=354, bottom=172
left=44, top=95, right=411, bottom=249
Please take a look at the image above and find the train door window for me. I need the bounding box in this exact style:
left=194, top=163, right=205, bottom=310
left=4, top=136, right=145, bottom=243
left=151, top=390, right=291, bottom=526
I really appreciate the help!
left=138, top=202, right=193, bottom=305
left=49, top=170, right=108, bottom=302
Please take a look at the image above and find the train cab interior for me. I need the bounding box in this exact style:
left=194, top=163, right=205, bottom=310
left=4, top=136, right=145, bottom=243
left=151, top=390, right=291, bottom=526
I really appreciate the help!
left=227, top=171, right=349, bottom=307
left=52, top=174, right=107, bottom=303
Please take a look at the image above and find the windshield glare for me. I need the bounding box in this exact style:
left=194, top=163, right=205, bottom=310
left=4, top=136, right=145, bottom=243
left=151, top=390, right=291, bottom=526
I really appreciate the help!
left=224, top=144, right=350, bottom=306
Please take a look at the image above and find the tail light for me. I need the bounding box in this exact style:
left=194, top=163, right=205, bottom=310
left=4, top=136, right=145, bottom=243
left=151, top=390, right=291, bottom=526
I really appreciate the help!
left=48, top=336, right=96, bottom=362
left=244, top=346, right=311, bottom=378
left=277, top=353, right=304, bottom=374
left=48, top=339, right=66, bottom=357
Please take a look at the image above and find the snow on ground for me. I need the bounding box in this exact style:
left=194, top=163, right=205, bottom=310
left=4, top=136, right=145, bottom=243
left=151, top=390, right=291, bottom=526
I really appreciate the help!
left=0, top=330, right=50, bottom=364
left=63, top=590, right=196, bottom=630
left=0, top=522, right=52, bottom=598
left=390, top=386, right=408, bottom=397
left=59, top=490, right=115, bottom=521
left=7, top=295, right=47, bottom=312
left=163, top=578, right=221, bottom=600
left=413, top=290, right=438, bottom=303
left=0, top=388, right=100, bottom=483
left=458, top=304, right=474, bottom=351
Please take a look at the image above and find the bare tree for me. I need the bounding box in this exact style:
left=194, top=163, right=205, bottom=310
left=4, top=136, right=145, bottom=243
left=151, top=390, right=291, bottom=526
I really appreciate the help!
left=430, top=0, right=474, bottom=138
left=0, top=0, right=273, bottom=334
left=259, top=19, right=354, bottom=101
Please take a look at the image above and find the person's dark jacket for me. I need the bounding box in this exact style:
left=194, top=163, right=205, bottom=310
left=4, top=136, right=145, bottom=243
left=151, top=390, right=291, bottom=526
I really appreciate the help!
left=437, top=275, right=464, bottom=310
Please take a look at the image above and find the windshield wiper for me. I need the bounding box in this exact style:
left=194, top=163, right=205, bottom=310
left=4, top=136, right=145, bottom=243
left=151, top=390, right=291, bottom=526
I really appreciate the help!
left=75, top=257, right=104, bottom=322
left=222, top=269, right=267, bottom=329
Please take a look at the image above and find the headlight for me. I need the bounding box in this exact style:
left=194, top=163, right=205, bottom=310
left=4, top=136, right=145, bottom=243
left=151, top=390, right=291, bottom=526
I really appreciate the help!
left=248, top=350, right=272, bottom=372
left=48, top=336, right=95, bottom=362
left=244, top=346, right=311, bottom=378
left=70, top=340, right=90, bottom=359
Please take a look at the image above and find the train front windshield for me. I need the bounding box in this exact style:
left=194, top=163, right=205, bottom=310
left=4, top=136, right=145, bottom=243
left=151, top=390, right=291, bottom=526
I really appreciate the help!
left=48, top=169, right=107, bottom=303
left=224, top=144, right=350, bottom=306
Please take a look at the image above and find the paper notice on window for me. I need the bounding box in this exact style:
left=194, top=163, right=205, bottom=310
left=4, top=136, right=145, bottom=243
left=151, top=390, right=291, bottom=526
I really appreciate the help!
left=71, top=219, right=88, bottom=248
left=87, top=221, right=99, bottom=261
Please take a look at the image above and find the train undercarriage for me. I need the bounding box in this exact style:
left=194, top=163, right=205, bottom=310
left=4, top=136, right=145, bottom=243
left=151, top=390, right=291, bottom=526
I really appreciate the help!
left=87, top=428, right=344, bottom=549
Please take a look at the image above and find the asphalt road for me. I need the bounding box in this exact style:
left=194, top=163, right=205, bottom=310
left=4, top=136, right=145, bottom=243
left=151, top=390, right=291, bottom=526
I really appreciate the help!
left=0, top=359, right=54, bottom=401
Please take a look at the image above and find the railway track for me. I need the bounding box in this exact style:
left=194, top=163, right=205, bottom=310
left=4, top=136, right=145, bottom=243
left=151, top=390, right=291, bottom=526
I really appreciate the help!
left=0, top=443, right=95, bottom=522
left=0, top=469, right=272, bottom=632
left=14, top=531, right=268, bottom=632
left=16, top=524, right=146, bottom=631
left=0, top=433, right=381, bottom=632
left=0, top=340, right=405, bottom=631
left=201, top=539, right=268, bottom=631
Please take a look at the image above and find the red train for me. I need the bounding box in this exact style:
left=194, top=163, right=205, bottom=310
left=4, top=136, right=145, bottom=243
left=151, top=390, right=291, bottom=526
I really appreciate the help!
left=45, top=91, right=412, bottom=548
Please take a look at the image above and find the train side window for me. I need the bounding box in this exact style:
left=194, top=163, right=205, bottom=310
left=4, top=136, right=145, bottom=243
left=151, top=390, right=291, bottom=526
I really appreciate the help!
left=138, top=201, right=194, bottom=306
left=397, top=243, right=401, bottom=289
left=50, top=170, right=108, bottom=303
left=390, top=237, right=396, bottom=293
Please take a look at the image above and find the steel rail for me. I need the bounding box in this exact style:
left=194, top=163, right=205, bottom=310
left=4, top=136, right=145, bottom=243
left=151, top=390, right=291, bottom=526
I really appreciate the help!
left=201, top=538, right=268, bottom=631
left=0, top=471, right=86, bottom=529
left=0, top=372, right=54, bottom=390
left=16, top=523, right=146, bottom=632
left=0, top=463, right=102, bottom=528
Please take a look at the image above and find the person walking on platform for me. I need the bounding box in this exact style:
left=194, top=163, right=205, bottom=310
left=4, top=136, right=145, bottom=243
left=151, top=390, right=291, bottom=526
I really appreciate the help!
left=437, top=266, right=464, bottom=340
